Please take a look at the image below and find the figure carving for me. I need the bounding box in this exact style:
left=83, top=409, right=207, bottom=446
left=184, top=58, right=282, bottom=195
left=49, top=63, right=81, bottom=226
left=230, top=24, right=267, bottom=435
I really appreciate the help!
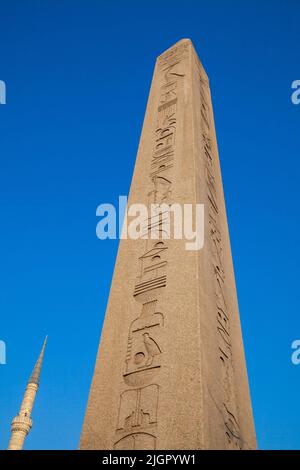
left=143, top=333, right=161, bottom=366
left=124, top=301, right=163, bottom=386
left=116, top=385, right=159, bottom=431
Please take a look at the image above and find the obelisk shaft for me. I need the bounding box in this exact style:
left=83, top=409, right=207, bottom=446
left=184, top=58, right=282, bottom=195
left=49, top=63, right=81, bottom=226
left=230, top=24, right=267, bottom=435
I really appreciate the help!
left=80, top=39, right=256, bottom=450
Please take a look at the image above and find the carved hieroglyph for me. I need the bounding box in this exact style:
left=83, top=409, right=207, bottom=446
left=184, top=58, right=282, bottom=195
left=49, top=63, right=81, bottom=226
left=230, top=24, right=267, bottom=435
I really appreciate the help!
left=80, top=39, right=256, bottom=450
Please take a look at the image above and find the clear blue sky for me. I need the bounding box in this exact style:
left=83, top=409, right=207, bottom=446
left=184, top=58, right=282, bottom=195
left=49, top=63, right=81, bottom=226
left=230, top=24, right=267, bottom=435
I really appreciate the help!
left=0, top=0, right=299, bottom=450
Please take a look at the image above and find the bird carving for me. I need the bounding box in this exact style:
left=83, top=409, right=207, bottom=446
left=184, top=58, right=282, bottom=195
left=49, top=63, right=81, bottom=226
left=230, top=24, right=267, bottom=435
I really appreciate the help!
left=142, top=333, right=161, bottom=366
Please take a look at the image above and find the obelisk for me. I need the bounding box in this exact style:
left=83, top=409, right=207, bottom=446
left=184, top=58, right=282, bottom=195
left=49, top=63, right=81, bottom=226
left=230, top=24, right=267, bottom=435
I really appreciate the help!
left=80, top=39, right=256, bottom=450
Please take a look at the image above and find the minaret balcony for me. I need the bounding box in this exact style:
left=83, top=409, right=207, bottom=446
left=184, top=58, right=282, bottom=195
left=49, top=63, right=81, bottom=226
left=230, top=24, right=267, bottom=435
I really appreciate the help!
left=11, top=415, right=32, bottom=434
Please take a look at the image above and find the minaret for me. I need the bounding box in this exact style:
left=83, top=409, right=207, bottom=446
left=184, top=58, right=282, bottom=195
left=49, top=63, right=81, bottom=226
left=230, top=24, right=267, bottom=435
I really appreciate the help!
left=8, top=336, right=47, bottom=450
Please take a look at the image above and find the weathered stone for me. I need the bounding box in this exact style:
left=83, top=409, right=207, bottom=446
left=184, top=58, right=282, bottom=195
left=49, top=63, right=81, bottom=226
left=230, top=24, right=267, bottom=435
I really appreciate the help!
left=80, top=39, right=256, bottom=450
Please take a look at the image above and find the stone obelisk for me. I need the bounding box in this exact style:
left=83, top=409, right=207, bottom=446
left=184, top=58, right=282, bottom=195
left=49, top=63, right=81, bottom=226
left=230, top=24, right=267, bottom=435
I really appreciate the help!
left=80, top=39, right=256, bottom=450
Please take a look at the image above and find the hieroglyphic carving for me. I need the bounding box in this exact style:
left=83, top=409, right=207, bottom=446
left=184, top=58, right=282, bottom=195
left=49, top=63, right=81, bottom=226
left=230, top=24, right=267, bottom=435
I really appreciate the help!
left=116, top=385, right=159, bottom=430
left=159, top=81, right=177, bottom=106
left=114, top=432, right=157, bottom=450
left=223, top=403, right=242, bottom=449
left=124, top=301, right=163, bottom=386
left=151, top=102, right=177, bottom=179
left=148, top=176, right=172, bottom=204
left=157, top=41, right=189, bottom=70
left=197, top=55, right=242, bottom=448
left=114, top=42, right=188, bottom=449
left=136, top=242, right=168, bottom=283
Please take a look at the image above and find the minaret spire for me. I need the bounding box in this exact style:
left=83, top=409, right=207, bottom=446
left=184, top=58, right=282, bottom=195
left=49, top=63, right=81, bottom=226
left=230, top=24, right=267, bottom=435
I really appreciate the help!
left=7, top=337, right=47, bottom=450
left=28, top=336, right=47, bottom=385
